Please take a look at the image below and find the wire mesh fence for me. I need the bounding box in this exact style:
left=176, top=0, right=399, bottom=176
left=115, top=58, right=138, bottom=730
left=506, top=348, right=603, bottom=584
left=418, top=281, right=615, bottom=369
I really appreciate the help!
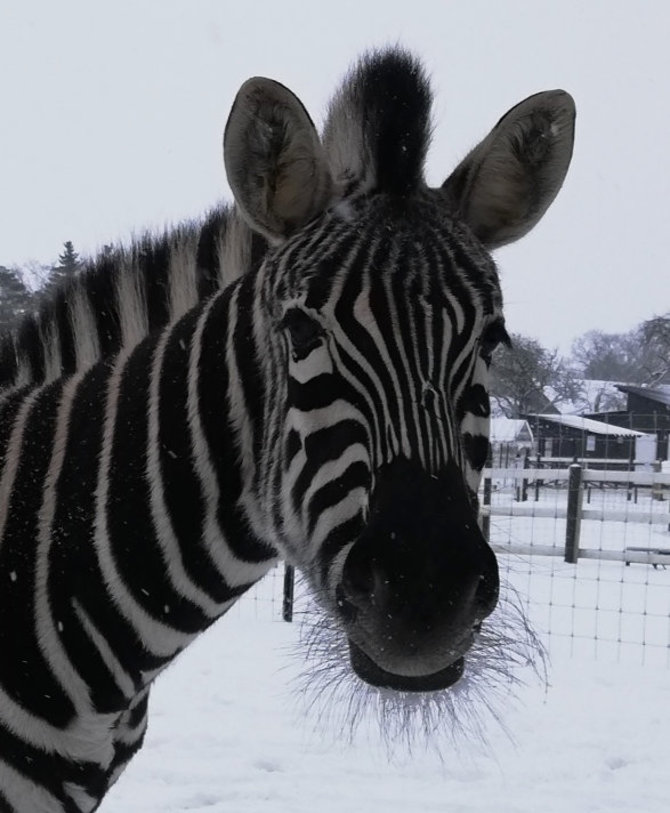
left=237, top=435, right=670, bottom=667
left=482, top=439, right=670, bottom=666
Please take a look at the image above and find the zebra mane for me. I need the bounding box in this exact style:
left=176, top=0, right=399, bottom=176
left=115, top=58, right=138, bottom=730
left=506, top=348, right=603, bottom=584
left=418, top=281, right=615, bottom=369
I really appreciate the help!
left=322, top=48, right=433, bottom=197
left=0, top=205, right=266, bottom=390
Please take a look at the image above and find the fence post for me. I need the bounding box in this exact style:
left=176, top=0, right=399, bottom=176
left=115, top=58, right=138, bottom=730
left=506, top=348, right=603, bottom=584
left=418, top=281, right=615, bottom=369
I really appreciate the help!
left=521, top=449, right=530, bottom=502
left=564, top=463, right=583, bottom=563
left=481, top=475, right=492, bottom=543
left=282, top=564, right=295, bottom=622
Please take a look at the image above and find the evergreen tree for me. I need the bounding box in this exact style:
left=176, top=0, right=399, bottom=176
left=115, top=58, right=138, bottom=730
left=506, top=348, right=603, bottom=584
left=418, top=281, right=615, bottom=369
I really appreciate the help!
left=0, top=265, right=32, bottom=332
left=43, top=240, right=81, bottom=295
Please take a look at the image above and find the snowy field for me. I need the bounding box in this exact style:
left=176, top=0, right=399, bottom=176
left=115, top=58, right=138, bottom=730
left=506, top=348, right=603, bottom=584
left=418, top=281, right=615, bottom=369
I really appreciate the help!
left=104, top=499, right=670, bottom=813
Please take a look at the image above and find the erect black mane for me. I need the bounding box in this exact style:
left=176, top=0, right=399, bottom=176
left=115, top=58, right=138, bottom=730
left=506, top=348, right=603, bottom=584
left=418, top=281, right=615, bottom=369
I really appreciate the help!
left=322, top=48, right=433, bottom=196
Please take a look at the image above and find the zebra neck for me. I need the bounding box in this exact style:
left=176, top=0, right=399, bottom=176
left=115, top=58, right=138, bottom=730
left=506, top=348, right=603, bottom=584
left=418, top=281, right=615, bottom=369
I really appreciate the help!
left=97, top=275, right=279, bottom=674
left=0, top=275, right=278, bottom=742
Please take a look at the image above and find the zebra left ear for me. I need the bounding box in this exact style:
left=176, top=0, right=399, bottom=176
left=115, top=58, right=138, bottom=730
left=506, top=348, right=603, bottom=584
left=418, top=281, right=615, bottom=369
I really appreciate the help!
left=442, top=90, right=575, bottom=250
left=224, top=77, right=334, bottom=243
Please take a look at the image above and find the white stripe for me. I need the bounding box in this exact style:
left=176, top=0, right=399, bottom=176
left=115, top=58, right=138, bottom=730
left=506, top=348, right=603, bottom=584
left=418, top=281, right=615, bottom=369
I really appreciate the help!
left=39, top=316, right=62, bottom=384
left=115, top=256, right=149, bottom=351
left=69, top=284, right=101, bottom=371
left=71, top=599, right=136, bottom=700
left=146, top=321, right=225, bottom=617
left=0, top=682, right=117, bottom=763
left=187, top=291, right=273, bottom=586
left=0, top=386, right=41, bottom=545
left=168, top=230, right=199, bottom=319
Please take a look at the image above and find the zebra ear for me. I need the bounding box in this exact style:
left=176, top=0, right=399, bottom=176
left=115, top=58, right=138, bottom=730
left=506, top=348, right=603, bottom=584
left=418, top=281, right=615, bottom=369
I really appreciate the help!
left=224, top=77, right=334, bottom=243
left=442, top=90, right=575, bottom=250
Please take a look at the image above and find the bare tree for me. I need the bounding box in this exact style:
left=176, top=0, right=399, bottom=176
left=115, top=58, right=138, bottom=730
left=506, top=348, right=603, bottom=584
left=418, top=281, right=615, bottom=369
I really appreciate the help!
left=639, top=313, right=670, bottom=384
left=490, top=333, right=579, bottom=418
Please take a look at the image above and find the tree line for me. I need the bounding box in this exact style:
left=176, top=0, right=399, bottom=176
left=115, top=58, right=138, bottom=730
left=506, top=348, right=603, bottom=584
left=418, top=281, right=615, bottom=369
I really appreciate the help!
left=0, top=241, right=81, bottom=332
left=490, top=318, right=670, bottom=418
left=1, top=244, right=668, bottom=419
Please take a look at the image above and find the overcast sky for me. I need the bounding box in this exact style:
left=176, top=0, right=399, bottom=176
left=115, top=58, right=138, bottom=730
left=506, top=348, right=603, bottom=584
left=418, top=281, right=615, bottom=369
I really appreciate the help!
left=1, top=0, right=668, bottom=353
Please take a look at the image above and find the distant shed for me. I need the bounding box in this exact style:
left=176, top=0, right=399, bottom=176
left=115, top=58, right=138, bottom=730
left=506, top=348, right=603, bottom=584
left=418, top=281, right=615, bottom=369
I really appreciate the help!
left=582, top=384, right=670, bottom=460
left=527, top=413, right=645, bottom=463
left=489, top=418, right=533, bottom=465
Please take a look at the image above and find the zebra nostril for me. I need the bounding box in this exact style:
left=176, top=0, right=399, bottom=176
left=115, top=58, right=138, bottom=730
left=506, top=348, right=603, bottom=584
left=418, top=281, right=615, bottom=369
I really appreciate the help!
left=335, top=583, right=359, bottom=623
left=341, top=542, right=375, bottom=603
left=474, top=572, right=499, bottom=619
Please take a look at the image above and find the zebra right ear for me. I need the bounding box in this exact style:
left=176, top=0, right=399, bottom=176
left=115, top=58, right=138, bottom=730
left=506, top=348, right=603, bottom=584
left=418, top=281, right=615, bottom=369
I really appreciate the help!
left=442, top=89, right=575, bottom=250
left=224, top=78, right=334, bottom=243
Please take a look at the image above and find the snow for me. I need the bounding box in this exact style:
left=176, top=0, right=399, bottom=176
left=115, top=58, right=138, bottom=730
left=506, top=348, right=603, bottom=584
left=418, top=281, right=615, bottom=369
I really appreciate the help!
left=532, top=414, right=645, bottom=437
left=103, top=552, right=670, bottom=813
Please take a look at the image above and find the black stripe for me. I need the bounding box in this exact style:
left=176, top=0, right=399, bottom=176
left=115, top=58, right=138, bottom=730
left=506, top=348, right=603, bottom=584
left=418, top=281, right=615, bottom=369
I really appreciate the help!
left=139, top=235, right=172, bottom=334
left=0, top=388, right=27, bottom=466
left=52, top=287, right=76, bottom=378
left=50, top=364, right=147, bottom=709
left=86, top=257, right=123, bottom=360
left=462, top=432, right=490, bottom=472
left=0, top=332, right=17, bottom=387
left=0, top=380, right=75, bottom=727
left=458, top=383, right=490, bottom=420
left=293, top=420, right=369, bottom=519
left=0, top=789, right=12, bottom=813
left=318, top=514, right=365, bottom=586
left=108, top=335, right=207, bottom=634
left=15, top=314, right=44, bottom=383
left=0, top=720, right=104, bottom=811
left=198, top=283, right=276, bottom=565
left=158, top=307, right=231, bottom=603
left=196, top=208, right=227, bottom=300
left=307, top=461, right=370, bottom=535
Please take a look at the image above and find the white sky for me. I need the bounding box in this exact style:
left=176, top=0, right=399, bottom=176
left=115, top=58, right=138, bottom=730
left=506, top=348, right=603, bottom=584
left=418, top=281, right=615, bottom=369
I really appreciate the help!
left=1, top=0, right=668, bottom=353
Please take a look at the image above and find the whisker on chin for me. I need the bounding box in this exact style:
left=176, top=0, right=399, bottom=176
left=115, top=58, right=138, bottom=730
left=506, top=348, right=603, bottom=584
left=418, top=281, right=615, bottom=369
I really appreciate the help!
left=288, top=576, right=546, bottom=762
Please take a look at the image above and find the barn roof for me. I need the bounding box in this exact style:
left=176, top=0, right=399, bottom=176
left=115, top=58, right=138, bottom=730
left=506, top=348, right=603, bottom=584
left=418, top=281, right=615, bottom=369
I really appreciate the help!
left=616, top=384, right=670, bottom=408
left=531, top=414, right=646, bottom=437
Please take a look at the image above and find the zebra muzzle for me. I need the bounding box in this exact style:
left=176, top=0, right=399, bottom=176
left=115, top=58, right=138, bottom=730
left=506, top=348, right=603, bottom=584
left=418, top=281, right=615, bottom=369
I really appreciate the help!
left=334, top=457, right=499, bottom=691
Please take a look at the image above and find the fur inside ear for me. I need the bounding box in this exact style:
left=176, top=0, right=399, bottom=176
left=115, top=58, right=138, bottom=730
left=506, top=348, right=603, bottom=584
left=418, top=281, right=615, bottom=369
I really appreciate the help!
left=224, top=78, right=333, bottom=242
left=322, top=49, right=432, bottom=197
left=443, top=90, right=575, bottom=249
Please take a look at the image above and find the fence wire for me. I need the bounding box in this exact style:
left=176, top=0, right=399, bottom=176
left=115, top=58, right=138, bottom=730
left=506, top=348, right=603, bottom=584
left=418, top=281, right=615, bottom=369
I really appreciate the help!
left=237, top=440, right=670, bottom=667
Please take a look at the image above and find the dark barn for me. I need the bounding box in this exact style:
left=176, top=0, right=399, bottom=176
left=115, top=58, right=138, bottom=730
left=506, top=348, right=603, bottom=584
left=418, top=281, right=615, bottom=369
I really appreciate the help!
left=526, top=413, right=645, bottom=465
left=583, top=385, right=670, bottom=461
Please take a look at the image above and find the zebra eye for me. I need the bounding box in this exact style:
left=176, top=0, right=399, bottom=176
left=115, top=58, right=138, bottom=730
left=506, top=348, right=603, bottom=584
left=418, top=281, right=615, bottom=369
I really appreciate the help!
left=281, top=308, right=324, bottom=358
left=480, top=320, right=510, bottom=363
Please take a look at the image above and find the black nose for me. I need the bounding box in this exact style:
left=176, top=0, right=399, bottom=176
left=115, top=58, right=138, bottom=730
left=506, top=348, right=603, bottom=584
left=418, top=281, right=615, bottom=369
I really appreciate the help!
left=337, top=457, right=499, bottom=683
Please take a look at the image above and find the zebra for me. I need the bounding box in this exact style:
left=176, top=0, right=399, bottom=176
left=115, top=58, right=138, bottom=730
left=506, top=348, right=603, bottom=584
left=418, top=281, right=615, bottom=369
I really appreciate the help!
left=0, top=48, right=575, bottom=812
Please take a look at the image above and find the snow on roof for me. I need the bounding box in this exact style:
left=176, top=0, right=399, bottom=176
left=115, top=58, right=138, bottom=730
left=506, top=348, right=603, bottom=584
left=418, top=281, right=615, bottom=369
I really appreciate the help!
left=544, top=380, right=627, bottom=415
left=490, top=417, right=533, bottom=442
left=616, top=384, right=670, bottom=407
left=533, top=414, right=646, bottom=437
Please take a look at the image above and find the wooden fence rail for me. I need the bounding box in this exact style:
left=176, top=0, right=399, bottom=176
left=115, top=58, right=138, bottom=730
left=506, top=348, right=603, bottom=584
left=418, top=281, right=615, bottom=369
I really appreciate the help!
left=480, top=463, right=670, bottom=566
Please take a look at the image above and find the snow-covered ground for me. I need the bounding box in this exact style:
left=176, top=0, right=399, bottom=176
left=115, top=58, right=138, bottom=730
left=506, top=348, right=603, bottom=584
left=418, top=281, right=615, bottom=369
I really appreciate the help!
left=104, top=530, right=670, bottom=813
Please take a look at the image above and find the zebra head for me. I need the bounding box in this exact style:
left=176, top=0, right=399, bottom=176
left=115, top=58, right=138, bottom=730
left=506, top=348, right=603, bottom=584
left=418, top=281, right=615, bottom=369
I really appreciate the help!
left=224, top=50, right=575, bottom=693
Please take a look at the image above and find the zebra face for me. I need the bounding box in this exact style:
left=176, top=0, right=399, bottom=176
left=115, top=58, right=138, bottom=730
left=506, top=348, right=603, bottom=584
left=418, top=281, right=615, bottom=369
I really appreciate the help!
left=263, top=198, right=505, bottom=692
left=224, top=50, right=575, bottom=693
